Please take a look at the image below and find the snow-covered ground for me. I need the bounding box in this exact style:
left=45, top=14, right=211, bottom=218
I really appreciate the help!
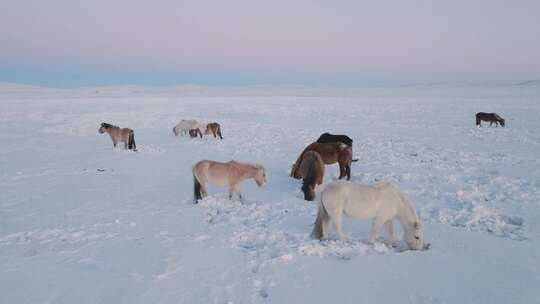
left=1, top=84, right=539, bottom=303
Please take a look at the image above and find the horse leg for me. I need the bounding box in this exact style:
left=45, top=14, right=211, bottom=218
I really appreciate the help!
left=322, top=215, right=330, bottom=240
left=368, top=216, right=386, bottom=243
left=228, top=183, right=240, bottom=201
left=201, top=184, right=208, bottom=198
left=197, top=178, right=208, bottom=198
left=338, top=163, right=346, bottom=179
left=124, top=140, right=128, bottom=149
left=384, top=220, right=396, bottom=244
left=110, top=134, right=117, bottom=148
left=332, top=212, right=346, bottom=241
left=217, top=128, right=223, bottom=139
left=346, top=164, right=351, bottom=180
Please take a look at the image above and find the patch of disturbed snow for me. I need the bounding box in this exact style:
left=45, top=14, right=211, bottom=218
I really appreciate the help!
left=196, top=192, right=412, bottom=302
left=198, top=195, right=404, bottom=263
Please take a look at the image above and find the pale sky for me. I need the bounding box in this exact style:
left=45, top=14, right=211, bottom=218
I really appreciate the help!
left=1, top=0, right=539, bottom=87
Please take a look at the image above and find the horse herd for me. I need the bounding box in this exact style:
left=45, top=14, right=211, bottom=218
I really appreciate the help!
left=97, top=112, right=504, bottom=251
left=173, top=119, right=223, bottom=139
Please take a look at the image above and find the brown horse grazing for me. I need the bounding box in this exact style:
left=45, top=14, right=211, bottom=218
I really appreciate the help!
left=189, top=128, right=203, bottom=138
left=192, top=160, right=266, bottom=203
left=476, top=112, right=505, bottom=127
left=298, top=151, right=325, bottom=201
left=204, top=122, right=223, bottom=139
left=291, top=142, right=356, bottom=180
left=98, top=122, right=136, bottom=150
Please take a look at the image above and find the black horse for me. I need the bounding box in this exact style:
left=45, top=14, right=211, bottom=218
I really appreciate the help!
left=476, top=112, right=505, bottom=127
left=316, top=132, right=353, bottom=147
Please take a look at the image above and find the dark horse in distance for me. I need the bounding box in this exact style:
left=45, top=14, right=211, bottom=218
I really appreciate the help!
left=476, top=112, right=505, bottom=127
left=316, top=132, right=353, bottom=147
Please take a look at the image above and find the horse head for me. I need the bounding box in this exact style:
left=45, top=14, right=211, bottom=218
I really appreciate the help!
left=254, top=166, right=266, bottom=187
left=301, top=177, right=316, bottom=201
left=404, top=221, right=425, bottom=250
left=98, top=122, right=109, bottom=134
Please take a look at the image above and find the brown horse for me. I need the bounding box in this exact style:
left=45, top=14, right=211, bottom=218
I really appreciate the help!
left=98, top=122, right=136, bottom=150
left=476, top=112, right=505, bottom=127
left=204, top=122, right=223, bottom=139
left=291, top=142, right=355, bottom=180
left=189, top=128, right=203, bottom=138
left=298, top=151, right=325, bottom=201
left=192, top=160, right=266, bottom=203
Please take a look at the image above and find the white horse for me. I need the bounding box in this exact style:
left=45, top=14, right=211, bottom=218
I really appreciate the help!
left=173, top=120, right=207, bottom=136
left=312, top=180, right=426, bottom=250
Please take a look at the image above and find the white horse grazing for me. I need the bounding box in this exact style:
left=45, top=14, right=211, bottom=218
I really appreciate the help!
left=312, top=180, right=426, bottom=250
left=173, top=120, right=207, bottom=136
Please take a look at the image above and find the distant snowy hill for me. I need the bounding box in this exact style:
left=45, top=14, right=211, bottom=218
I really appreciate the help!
left=514, top=79, right=540, bottom=86
left=1, top=81, right=540, bottom=100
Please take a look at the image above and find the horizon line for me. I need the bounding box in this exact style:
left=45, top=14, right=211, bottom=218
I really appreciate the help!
left=1, top=79, right=539, bottom=90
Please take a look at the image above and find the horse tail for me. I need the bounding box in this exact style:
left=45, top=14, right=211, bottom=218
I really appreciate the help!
left=312, top=196, right=329, bottom=239
left=476, top=113, right=481, bottom=126
left=128, top=130, right=136, bottom=150
left=193, top=174, right=202, bottom=203
left=217, top=125, right=223, bottom=139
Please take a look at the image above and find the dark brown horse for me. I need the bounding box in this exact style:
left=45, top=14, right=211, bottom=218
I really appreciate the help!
left=189, top=128, right=203, bottom=138
left=291, top=142, right=355, bottom=180
left=298, top=151, right=325, bottom=201
left=476, top=112, right=505, bottom=127
left=204, top=122, right=223, bottom=139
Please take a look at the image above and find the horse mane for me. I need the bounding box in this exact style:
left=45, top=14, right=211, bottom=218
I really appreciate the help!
left=250, top=163, right=265, bottom=172
left=101, top=122, right=119, bottom=129
left=291, top=143, right=314, bottom=177
left=230, top=160, right=264, bottom=172
left=375, top=180, right=419, bottom=222
left=374, top=180, right=391, bottom=187
left=395, top=188, right=419, bottom=224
